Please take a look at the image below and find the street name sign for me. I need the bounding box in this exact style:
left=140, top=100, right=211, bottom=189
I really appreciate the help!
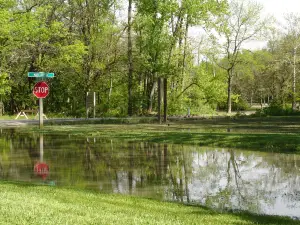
left=28, top=72, right=55, bottom=78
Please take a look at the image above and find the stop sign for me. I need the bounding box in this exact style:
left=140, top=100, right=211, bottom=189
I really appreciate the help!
left=34, top=162, right=49, bottom=180
left=33, top=81, right=49, bottom=98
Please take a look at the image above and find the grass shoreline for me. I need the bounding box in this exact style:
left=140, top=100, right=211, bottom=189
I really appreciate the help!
left=0, top=181, right=299, bottom=225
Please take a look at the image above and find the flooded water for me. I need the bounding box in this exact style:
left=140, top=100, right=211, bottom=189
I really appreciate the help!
left=0, top=129, right=299, bottom=218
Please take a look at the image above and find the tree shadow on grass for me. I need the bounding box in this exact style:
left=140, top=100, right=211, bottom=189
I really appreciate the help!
left=189, top=208, right=300, bottom=225
left=235, top=212, right=300, bottom=225
left=117, top=132, right=300, bottom=154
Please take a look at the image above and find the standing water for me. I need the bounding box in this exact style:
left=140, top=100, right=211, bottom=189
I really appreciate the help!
left=0, top=129, right=299, bottom=218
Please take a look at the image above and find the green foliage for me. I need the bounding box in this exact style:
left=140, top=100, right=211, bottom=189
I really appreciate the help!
left=256, top=99, right=300, bottom=116
left=0, top=72, right=11, bottom=96
left=218, top=95, right=250, bottom=111
left=168, top=63, right=227, bottom=115
left=0, top=0, right=283, bottom=117
left=233, top=97, right=250, bottom=111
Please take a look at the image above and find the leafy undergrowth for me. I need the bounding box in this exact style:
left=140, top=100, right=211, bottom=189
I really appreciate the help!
left=0, top=182, right=298, bottom=225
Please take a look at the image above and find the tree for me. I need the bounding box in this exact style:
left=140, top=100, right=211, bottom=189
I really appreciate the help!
left=283, top=13, right=300, bottom=110
left=127, top=0, right=133, bottom=116
left=0, top=0, right=14, bottom=111
left=214, top=0, right=271, bottom=113
left=133, top=0, right=227, bottom=121
left=232, top=50, right=273, bottom=108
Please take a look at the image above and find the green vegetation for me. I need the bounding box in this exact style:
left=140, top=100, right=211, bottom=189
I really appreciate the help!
left=0, top=0, right=299, bottom=120
left=1, top=0, right=300, bottom=222
left=0, top=181, right=298, bottom=225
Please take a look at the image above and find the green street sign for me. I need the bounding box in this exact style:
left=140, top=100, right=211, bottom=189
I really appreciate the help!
left=28, top=72, right=55, bottom=78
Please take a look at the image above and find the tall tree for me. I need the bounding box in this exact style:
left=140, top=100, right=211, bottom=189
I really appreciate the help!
left=134, top=0, right=227, bottom=121
left=214, top=0, right=271, bottom=113
left=283, top=13, right=300, bottom=110
left=127, top=0, right=133, bottom=116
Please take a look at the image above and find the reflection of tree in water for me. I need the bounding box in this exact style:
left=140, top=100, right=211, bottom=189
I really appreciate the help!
left=264, top=153, right=300, bottom=210
left=0, top=130, right=300, bottom=217
left=167, top=145, right=193, bottom=203
left=84, top=138, right=99, bottom=181
left=0, top=129, right=38, bottom=180
left=84, top=141, right=171, bottom=196
left=190, top=149, right=300, bottom=216
left=200, top=149, right=265, bottom=213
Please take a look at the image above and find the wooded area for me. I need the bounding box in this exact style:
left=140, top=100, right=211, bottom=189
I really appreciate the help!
left=0, top=0, right=300, bottom=119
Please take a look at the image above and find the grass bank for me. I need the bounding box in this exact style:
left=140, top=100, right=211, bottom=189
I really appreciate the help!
left=0, top=181, right=298, bottom=225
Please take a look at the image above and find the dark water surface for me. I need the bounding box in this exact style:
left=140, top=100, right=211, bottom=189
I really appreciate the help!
left=0, top=129, right=299, bottom=218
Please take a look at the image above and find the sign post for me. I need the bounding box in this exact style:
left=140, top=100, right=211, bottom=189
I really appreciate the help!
left=33, top=81, right=49, bottom=128
left=28, top=72, right=54, bottom=128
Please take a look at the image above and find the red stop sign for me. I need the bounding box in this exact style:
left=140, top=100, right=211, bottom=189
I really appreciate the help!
left=33, top=81, right=49, bottom=98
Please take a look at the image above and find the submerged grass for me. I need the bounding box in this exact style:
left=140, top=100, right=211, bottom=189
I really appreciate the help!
left=24, top=118, right=300, bottom=153
left=0, top=181, right=298, bottom=225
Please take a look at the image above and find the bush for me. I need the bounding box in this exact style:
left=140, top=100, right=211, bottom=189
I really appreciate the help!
left=217, top=97, right=250, bottom=111
left=255, top=99, right=300, bottom=116
left=232, top=97, right=250, bottom=111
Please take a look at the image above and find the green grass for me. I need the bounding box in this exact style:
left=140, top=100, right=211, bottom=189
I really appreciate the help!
left=0, top=181, right=298, bottom=225
left=0, top=115, right=16, bottom=120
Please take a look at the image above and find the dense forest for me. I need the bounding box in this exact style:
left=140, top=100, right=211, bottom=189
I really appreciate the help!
left=0, top=0, right=300, bottom=119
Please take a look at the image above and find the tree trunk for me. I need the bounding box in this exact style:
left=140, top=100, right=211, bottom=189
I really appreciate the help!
left=293, top=47, right=297, bottom=111
left=227, top=70, right=232, bottom=114
left=158, top=77, right=162, bottom=123
left=148, top=80, right=156, bottom=113
left=182, top=15, right=189, bottom=75
left=127, top=0, right=133, bottom=116
left=163, top=77, right=167, bottom=123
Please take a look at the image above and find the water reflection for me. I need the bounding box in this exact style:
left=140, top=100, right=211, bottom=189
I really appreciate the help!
left=0, top=129, right=299, bottom=218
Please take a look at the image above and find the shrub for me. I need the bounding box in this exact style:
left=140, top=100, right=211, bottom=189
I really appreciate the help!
left=255, top=99, right=300, bottom=116
left=217, top=97, right=250, bottom=111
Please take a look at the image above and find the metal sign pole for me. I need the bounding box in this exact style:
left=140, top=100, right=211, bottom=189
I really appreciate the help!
left=39, top=98, right=43, bottom=129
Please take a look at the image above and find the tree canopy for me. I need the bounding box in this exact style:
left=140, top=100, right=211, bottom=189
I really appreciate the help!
left=1, top=0, right=300, bottom=118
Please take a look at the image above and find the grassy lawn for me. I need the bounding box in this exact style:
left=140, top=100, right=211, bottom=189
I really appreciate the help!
left=0, top=181, right=298, bottom=225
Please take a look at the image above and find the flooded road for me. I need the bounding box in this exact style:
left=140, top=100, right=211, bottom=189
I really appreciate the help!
left=0, top=129, right=299, bottom=218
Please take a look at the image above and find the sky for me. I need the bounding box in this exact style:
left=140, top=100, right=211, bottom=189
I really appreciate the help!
left=189, top=0, right=300, bottom=50
left=261, top=0, right=300, bottom=23
left=248, top=0, right=300, bottom=49
left=236, top=0, right=300, bottom=49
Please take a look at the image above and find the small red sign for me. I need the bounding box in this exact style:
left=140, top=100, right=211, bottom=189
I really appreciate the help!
left=33, top=81, right=49, bottom=98
left=34, top=162, right=49, bottom=180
